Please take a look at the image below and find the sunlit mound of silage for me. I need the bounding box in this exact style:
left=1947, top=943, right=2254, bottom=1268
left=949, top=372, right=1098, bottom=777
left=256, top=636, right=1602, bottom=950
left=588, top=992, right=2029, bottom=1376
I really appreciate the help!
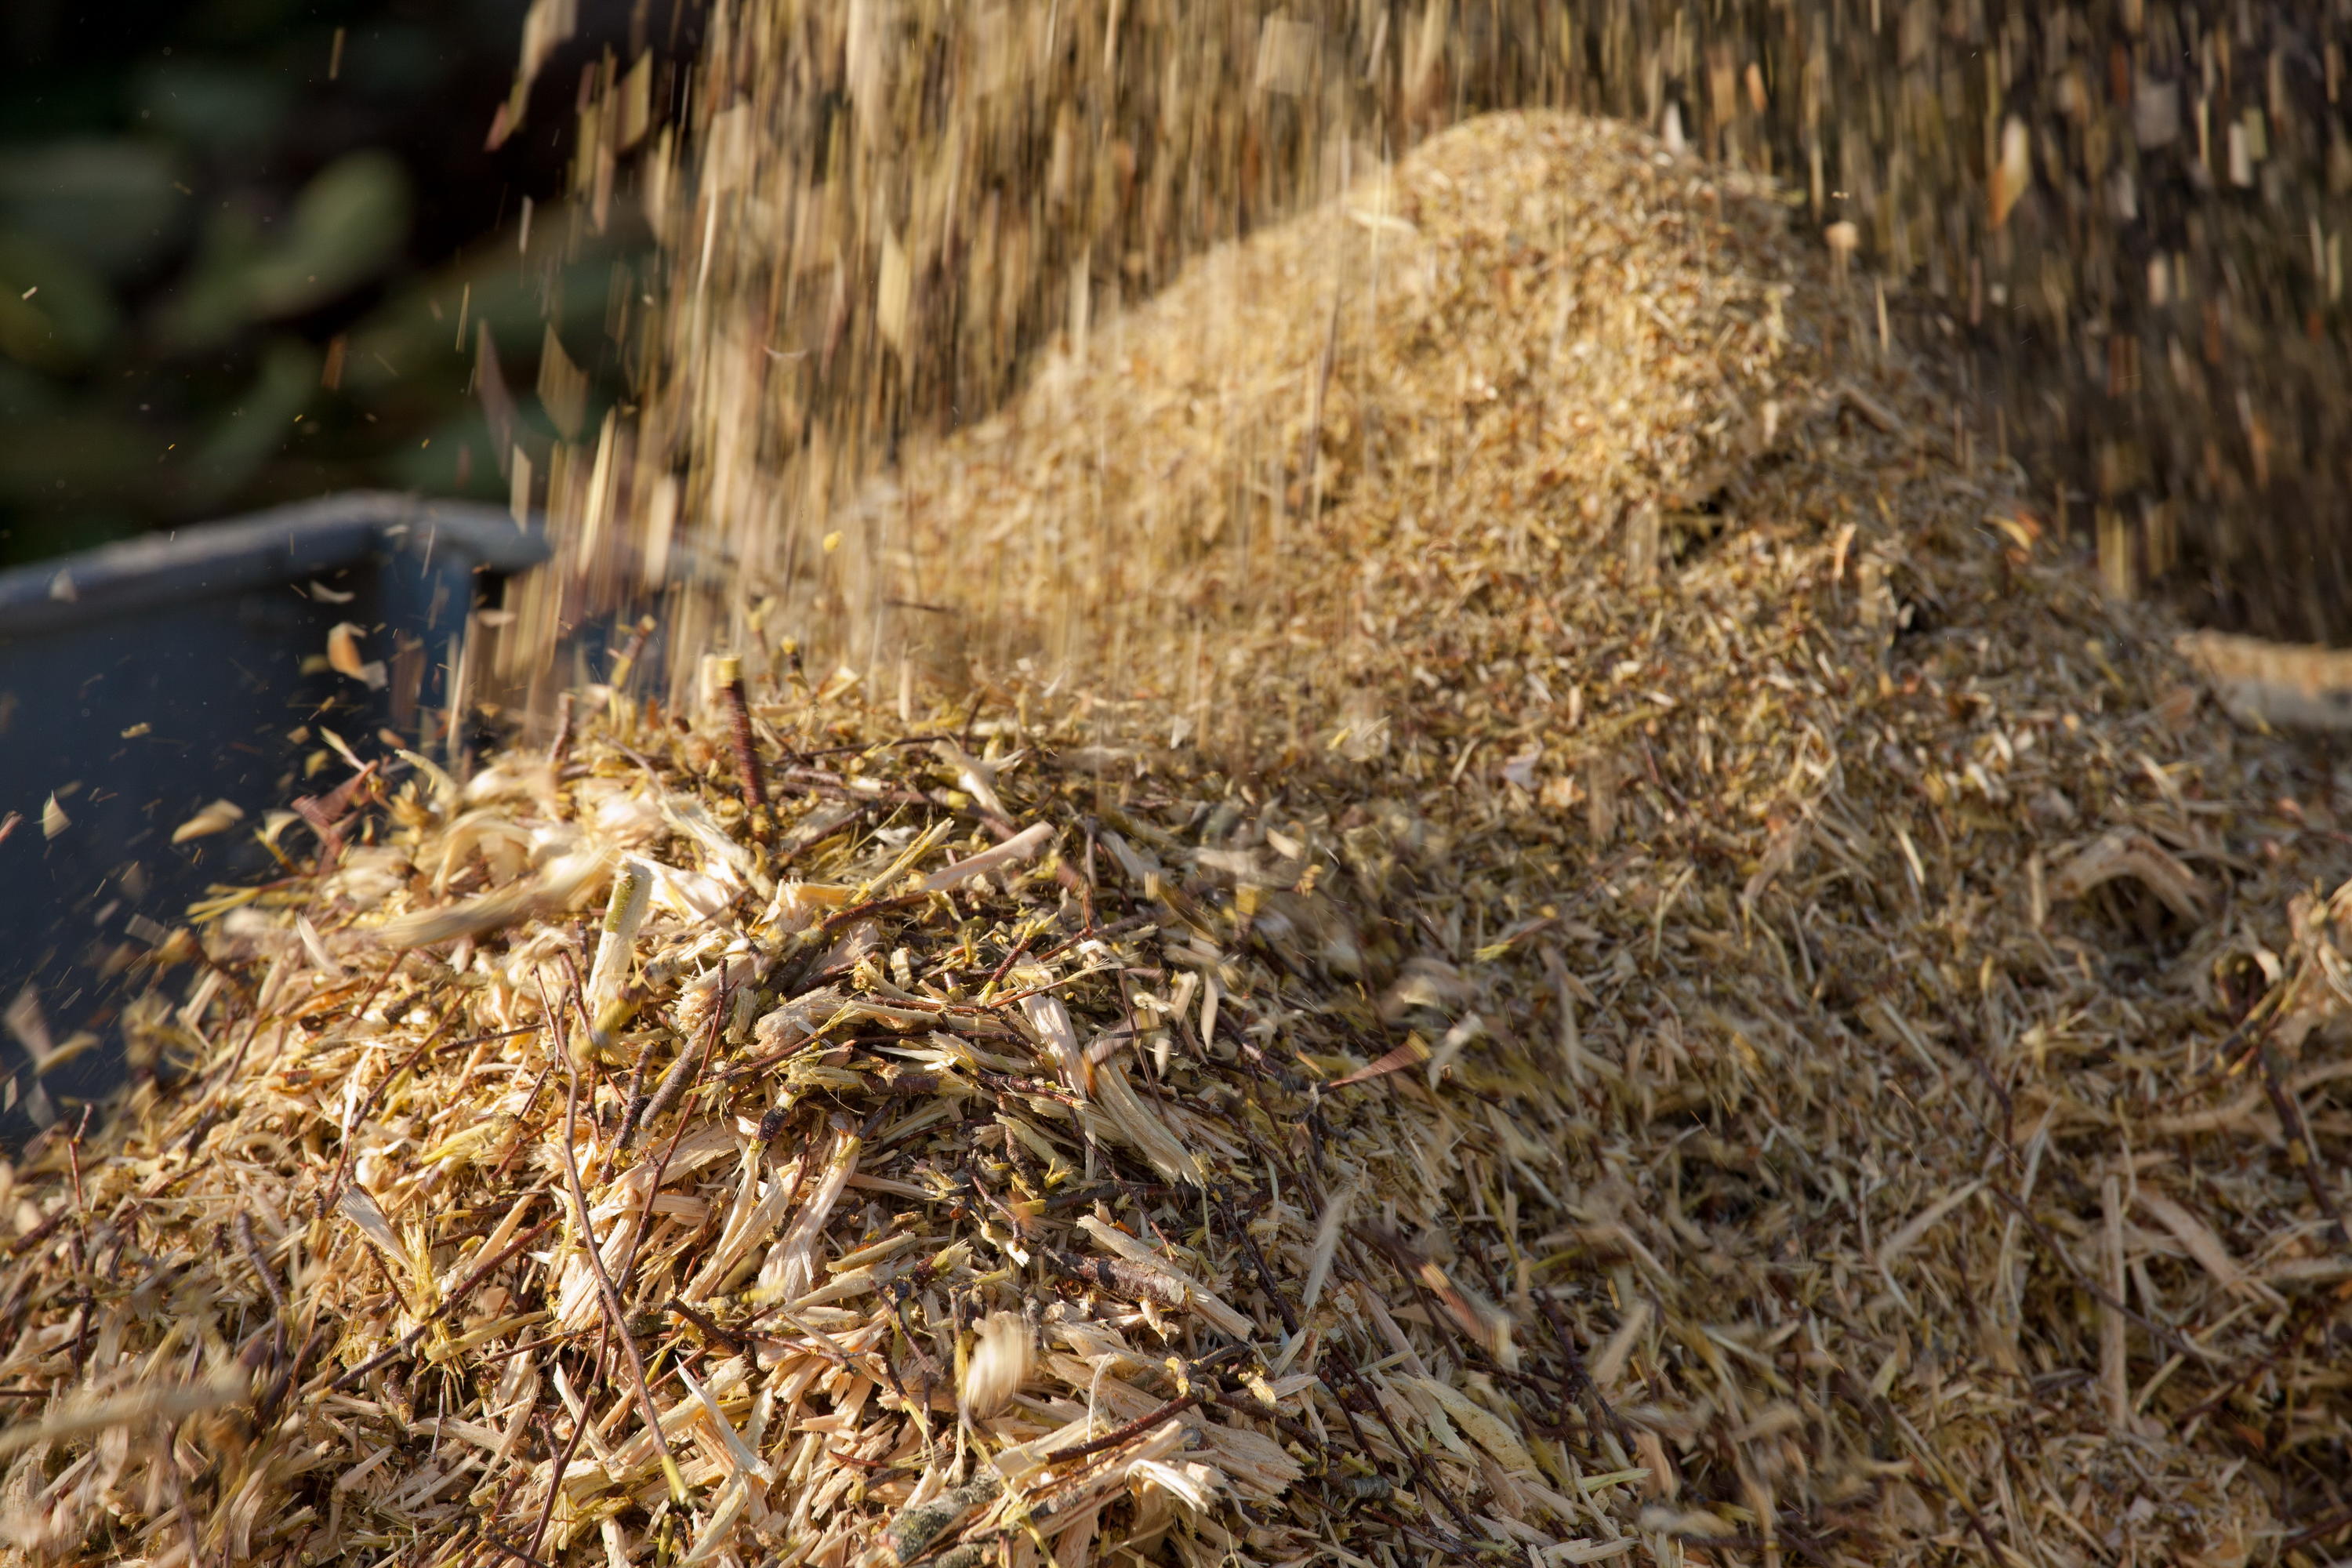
left=855, top=112, right=1809, bottom=739
left=3, top=110, right=2351, bottom=1568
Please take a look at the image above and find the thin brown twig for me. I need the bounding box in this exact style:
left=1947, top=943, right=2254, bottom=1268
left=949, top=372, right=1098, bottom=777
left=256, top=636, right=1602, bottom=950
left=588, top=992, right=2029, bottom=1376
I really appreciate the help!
left=318, top=997, right=464, bottom=1218
left=817, top=890, right=935, bottom=938
left=718, top=655, right=771, bottom=834
left=618, top=982, right=728, bottom=1304
left=545, top=968, right=687, bottom=1504
left=605, top=1051, right=654, bottom=1170
left=1213, top=1191, right=1480, bottom=1545
left=2255, top=1043, right=2350, bottom=1247
left=3, top=1209, right=68, bottom=1260
left=608, top=615, right=658, bottom=704
left=1533, top=1283, right=1632, bottom=1449
left=982, top=928, right=1039, bottom=992
left=622, top=985, right=724, bottom=1153
left=474, top=1330, right=582, bottom=1367
left=524, top=1319, right=601, bottom=1568
left=235, top=1211, right=289, bottom=1363
left=665, top=1298, right=757, bottom=1356
left=477, top=1524, right=559, bottom=1568
left=2282, top=1505, right=2352, bottom=1555
left=2179, top=1296, right=2328, bottom=1424
left=462, top=1457, right=539, bottom=1568
left=1984, top=1183, right=2212, bottom=1369
left=488, top=1057, right=560, bottom=1184
left=1045, top=1391, right=1205, bottom=1462
left=546, top=690, right=578, bottom=769
left=255, top=1319, right=329, bottom=1427
left=327, top=1205, right=557, bottom=1393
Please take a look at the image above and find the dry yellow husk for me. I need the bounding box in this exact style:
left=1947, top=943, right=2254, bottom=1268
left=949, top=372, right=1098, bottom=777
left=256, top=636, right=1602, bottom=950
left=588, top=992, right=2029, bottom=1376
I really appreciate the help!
left=2, top=113, right=2349, bottom=1568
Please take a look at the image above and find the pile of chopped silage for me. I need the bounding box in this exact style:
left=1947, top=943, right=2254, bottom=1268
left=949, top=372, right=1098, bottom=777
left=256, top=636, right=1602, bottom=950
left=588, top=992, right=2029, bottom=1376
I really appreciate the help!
left=3, top=111, right=2351, bottom=1568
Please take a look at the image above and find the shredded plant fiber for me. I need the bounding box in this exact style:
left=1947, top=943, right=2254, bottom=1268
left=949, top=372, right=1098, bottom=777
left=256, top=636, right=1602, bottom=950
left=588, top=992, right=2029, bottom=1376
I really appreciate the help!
left=2, top=114, right=2349, bottom=1568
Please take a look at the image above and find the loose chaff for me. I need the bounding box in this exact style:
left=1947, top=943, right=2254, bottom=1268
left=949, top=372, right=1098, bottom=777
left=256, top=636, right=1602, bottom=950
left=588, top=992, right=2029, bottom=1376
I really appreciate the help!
left=1, top=112, right=2349, bottom=1568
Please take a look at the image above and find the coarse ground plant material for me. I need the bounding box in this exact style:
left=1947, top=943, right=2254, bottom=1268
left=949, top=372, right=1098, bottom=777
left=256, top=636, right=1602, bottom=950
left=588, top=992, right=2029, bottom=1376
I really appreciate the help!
left=857, top=112, right=1814, bottom=725
left=2, top=112, right=2350, bottom=1568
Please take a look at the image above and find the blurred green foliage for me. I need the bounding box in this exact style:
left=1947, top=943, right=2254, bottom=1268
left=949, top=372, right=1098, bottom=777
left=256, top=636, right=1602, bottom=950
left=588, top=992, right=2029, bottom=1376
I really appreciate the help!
left=0, top=0, right=656, bottom=568
left=159, top=150, right=413, bottom=350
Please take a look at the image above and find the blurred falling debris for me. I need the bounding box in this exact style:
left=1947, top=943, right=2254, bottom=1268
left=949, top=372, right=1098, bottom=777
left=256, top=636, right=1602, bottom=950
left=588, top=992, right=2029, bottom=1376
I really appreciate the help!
left=466, top=0, right=2352, bottom=725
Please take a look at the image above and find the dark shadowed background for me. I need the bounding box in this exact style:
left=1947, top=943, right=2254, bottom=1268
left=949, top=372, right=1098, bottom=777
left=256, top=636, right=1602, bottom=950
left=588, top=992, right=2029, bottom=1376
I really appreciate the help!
left=0, top=0, right=663, bottom=568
